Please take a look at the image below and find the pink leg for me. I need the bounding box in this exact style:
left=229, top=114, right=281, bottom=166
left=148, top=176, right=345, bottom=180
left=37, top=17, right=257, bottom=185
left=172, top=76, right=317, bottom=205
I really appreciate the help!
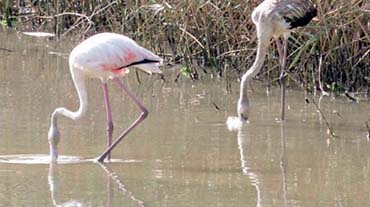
left=102, top=83, right=114, bottom=161
left=96, top=78, right=148, bottom=162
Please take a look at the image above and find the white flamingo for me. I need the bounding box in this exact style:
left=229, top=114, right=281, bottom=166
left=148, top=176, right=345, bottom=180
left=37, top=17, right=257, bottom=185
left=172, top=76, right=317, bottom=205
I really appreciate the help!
left=238, top=0, right=317, bottom=121
left=48, top=33, right=162, bottom=163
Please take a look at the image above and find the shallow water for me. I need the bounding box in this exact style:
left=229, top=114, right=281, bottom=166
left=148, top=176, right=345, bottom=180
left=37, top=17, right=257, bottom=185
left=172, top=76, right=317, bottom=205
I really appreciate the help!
left=1, top=28, right=370, bottom=206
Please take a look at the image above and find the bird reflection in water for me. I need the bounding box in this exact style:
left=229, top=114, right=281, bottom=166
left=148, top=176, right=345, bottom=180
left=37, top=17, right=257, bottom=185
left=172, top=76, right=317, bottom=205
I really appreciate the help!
left=48, top=163, right=145, bottom=207
left=236, top=123, right=287, bottom=206
left=48, top=163, right=84, bottom=206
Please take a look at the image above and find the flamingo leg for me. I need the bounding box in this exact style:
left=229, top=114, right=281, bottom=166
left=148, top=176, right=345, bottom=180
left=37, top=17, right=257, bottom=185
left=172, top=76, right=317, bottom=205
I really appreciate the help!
left=280, top=36, right=288, bottom=121
left=275, top=37, right=284, bottom=64
left=96, top=78, right=148, bottom=162
left=275, top=36, right=288, bottom=121
left=102, top=83, right=114, bottom=161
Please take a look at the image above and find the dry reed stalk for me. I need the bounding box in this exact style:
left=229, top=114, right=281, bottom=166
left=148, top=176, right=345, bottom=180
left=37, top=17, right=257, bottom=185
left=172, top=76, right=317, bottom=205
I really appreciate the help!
left=0, top=0, right=368, bottom=93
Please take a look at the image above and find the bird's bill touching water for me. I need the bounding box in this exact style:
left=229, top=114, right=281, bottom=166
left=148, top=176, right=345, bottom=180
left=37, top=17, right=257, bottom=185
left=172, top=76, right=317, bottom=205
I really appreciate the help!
left=48, top=124, right=60, bottom=162
left=226, top=99, right=250, bottom=131
left=237, top=98, right=250, bottom=122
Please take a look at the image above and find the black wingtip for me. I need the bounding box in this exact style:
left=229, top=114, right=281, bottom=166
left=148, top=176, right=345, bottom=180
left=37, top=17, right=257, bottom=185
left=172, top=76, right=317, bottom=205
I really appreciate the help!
left=284, top=6, right=317, bottom=29
left=117, top=59, right=160, bottom=70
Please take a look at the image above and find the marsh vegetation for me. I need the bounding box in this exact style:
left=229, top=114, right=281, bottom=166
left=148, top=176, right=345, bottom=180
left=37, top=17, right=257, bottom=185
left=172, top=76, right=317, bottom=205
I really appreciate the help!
left=1, top=0, right=369, bottom=95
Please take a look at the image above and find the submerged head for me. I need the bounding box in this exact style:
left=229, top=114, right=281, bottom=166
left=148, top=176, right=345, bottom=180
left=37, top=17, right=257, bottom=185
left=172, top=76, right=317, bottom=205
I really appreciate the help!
left=237, top=98, right=250, bottom=122
left=48, top=124, right=60, bottom=162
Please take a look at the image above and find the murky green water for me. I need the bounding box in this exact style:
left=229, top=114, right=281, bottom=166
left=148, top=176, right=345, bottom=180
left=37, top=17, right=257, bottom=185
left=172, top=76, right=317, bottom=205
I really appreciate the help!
left=1, top=28, right=370, bottom=206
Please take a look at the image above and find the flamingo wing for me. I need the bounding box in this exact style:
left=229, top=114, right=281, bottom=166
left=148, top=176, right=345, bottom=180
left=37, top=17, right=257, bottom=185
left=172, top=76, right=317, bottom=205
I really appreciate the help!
left=70, top=33, right=162, bottom=78
left=272, top=0, right=317, bottom=29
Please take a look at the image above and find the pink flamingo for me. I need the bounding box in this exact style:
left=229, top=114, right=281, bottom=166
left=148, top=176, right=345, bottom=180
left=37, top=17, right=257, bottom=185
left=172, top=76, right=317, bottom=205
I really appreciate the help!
left=48, top=33, right=162, bottom=163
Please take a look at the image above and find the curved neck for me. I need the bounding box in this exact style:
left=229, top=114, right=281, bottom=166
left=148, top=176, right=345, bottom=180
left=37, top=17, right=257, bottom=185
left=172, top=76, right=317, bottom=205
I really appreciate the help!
left=51, top=70, right=88, bottom=127
left=239, top=41, right=268, bottom=102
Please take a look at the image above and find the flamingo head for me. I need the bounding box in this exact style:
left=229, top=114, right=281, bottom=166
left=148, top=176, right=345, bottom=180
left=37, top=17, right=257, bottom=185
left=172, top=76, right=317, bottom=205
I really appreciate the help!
left=48, top=124, right=60, bottom=162
left=237, top=98, right=250, bottom=122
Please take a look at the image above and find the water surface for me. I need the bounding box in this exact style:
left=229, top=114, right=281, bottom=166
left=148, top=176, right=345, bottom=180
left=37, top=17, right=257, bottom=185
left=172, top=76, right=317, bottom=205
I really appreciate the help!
left=0, top=28, right=369, bottom=206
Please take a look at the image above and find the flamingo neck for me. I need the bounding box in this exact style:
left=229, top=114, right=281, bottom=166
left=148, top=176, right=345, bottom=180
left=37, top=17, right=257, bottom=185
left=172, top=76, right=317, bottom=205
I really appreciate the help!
left=48, top=70, right=88, bottom=162
left=51, top=72, right=88, bottom=124
left=238, top=41, right=268, bottom=119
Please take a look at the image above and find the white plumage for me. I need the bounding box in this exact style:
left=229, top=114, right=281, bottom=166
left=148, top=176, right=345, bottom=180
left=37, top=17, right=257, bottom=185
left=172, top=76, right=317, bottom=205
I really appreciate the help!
left=48, top=33, right=163, bottom=163
left=237, top=0, right=317, bottom=121
left=70, top=33, right=162, bottom=79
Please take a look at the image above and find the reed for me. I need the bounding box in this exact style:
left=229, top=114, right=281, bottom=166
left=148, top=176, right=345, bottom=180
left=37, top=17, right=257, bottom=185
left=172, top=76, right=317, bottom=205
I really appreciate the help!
left=1, top=0, right=369, bottom=93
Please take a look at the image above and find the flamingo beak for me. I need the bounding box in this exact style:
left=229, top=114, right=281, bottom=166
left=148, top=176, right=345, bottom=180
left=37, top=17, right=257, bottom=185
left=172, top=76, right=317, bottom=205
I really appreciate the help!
left=48, top=125, right=60, bottom=162
left=239, top=114, right=249, bottom=122
left=49, top=145, right=58, bottom=162
left=237, top=103, right=249, bottom=122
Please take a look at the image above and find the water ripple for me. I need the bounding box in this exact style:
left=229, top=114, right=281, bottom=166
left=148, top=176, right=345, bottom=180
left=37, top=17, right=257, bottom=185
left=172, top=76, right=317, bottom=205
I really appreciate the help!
left=0, top=154, right=141, bottom=165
